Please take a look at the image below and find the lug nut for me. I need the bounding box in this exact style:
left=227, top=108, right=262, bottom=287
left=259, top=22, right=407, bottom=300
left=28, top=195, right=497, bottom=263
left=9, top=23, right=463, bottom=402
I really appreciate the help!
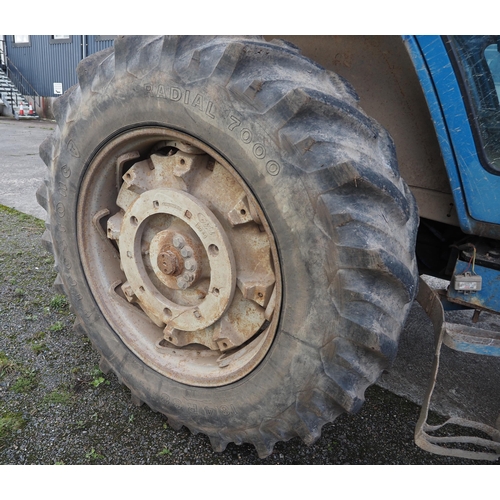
left=177, top=276, right=189, bottom=290
left=172, top=235, right=185, bottom=249
left=180, top=246, right=192, bottom=258
left=184, top=258, right=197, bottom=271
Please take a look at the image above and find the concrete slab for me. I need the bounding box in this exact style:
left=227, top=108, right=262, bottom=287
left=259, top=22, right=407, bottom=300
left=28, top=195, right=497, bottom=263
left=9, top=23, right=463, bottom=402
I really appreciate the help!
left=0, top=117, right=53, bottom=219
left=0, top=116, right=499, bottom=430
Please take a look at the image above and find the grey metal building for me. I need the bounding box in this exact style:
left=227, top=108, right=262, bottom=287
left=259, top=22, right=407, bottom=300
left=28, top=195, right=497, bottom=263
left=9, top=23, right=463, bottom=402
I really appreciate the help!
left=0, top=35, right=115, bottom=118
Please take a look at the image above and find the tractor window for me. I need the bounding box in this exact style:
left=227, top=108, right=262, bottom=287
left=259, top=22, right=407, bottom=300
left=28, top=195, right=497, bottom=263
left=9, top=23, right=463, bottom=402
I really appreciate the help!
left=485, top=44, right=500, bottom=99
left=448, top=36, right=500, bottom=172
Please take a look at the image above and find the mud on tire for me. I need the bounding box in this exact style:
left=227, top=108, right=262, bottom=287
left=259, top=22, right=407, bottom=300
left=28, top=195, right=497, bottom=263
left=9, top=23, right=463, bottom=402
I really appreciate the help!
left=38, top=35, right=419, bottom=458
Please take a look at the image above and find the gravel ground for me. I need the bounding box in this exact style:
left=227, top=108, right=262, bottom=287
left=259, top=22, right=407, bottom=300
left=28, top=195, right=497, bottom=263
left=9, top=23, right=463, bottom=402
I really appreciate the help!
left=0, top=204, right=496, bottom=465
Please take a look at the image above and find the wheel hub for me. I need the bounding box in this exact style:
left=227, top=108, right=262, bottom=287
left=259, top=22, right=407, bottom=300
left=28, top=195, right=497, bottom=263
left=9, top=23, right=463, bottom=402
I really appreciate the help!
left=116, top=187, right=237, bottom=340
left=150, top=230, right=202, bottom=287
left=78, top=128, right=281, bottom=386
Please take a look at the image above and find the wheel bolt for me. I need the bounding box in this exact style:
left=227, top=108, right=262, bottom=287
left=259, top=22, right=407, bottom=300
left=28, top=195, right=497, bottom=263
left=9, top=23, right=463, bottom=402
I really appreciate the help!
left=185, top=258, right=197, bottom=271
left=180, top=246, right=192, bottom=258
left=173, top=235, right=185, bottom=249
left=176, top=277, right=189, bottom=289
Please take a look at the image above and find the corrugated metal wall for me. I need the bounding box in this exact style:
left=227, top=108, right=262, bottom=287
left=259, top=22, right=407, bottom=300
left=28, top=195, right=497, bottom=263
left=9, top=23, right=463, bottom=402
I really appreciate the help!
left=4, top=35, right=115, bottom=97
left=86, top=36, right=115, bottom=57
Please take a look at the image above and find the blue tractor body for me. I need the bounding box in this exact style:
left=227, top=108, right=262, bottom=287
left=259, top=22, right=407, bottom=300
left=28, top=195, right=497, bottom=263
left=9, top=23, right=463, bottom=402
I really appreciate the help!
left=405, top=36, right=500, bottom=236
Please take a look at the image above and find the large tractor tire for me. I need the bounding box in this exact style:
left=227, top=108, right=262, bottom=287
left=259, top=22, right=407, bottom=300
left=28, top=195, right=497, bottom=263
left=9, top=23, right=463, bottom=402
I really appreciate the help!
left=38, top=35, right=418, bottom=458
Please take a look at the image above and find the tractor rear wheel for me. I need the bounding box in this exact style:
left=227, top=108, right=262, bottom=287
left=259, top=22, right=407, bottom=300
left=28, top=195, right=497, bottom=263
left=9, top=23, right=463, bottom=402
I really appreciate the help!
left=38, top=35, right=418, bottom=458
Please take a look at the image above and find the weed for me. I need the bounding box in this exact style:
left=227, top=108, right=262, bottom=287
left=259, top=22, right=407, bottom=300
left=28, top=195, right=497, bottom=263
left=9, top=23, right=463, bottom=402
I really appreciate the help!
left=128, top=414, right=135, bottom=423
left=91, top=376, right=108, bottom=388
left=157, top=447, right=172, bottom=457
left=32, top=331, right=46, bottom=341
left=14, top=288, right=24, bottom=297
left=327, top=441, right=338, bottom=452
left=54, top=461, right=65, bottom=465
left=31, top=343, right=47, bottom=355
left=0, top=412, right=25, bottom=441
left=11, top=369, right=38, bottom=393
left=49, top=321, right=64, bottom=332
left=28, top=332, right=48, bottom=355
left=90, top=367, right=109, bottom=388
left=0, top=352, right=16, bottom=378
left=50, top=294, right=68, bottom=311
left=43, top=389, right=72, bottom=405
left=85, top=448, right=105, bottom=461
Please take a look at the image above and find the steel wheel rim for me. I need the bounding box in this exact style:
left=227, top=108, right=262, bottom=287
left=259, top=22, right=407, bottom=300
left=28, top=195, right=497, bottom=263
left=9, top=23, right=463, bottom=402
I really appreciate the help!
left=77, top=127, right=282, bottom=387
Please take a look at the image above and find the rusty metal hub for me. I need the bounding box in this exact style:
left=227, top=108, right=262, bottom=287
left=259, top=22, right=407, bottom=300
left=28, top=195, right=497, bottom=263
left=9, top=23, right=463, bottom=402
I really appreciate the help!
left=77, top=128, right=281, bottom=386
left=114, top=185, right=237, bottom=339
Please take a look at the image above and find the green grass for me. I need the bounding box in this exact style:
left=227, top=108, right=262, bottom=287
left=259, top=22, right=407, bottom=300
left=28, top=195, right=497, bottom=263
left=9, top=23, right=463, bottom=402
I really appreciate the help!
left=49, top=321, right=64, bottom=332
left=31, top=343, right=47, bottom=355
left=85, top=448, right=105, bottom=461
left=43, top=388, right=72, bottom=405
left=28, top=332, right=48, bottom=355
left=0, top=204, right=45, bottom=229
left=11, top=369, right=38, bottom=393
left=157, top=447, right=172, bottom=457
left=50, top=294, right=68, bottom=311
left=0, top=411, right=26, bottom=441
left=31, top=331, right=46, bottom=341
left=0, top=352, right=16, bottom=379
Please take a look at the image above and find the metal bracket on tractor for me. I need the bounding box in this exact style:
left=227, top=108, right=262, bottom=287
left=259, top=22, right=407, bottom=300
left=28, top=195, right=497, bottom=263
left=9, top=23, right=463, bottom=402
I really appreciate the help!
left=415, top=277, right=500, bottom=461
